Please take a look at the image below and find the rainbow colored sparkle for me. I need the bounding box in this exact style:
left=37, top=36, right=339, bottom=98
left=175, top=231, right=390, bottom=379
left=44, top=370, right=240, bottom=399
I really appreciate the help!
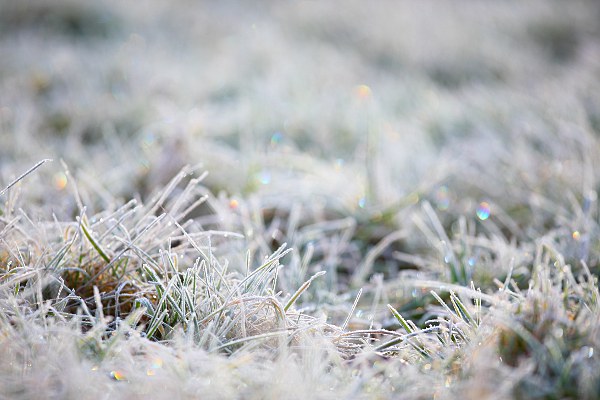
left=476, top=202, right=491, bottom=221
left=110, top=370, right=126, bottom=381
left=53, top=172, right=68, bottom=191
left=435, top=186, right=450, bottom=210
left=270, top=132, right=283, bottom=146
left=151, top=358, right=163, bottom=369
left=146, top=357, right=164, bottom=376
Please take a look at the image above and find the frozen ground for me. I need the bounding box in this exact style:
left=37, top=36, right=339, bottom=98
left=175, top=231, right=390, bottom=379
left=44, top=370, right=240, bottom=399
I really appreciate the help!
left=1, top=1, right=600, bottom=398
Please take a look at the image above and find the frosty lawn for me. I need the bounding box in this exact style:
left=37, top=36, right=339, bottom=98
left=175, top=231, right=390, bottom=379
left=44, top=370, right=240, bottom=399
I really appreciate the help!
left=1, top=1, right=600, bottom=399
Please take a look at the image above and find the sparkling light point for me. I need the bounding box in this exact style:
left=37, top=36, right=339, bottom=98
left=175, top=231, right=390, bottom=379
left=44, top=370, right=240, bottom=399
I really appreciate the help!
left=111, top=370, right=126, bottom=381
left=53, top=172, right=68, bottom=191
left=142, top=132, right=156, bottom=146
left=151, top=358, right=163, bottom=369
left=259, top=171, right=271, bottom=185
left=435, top=186, right=450, bottom=210
left=476, top=202, right=491, bottom=220
left=270, top=132, right=283, bottom=146
left=355, top=84, right=372, bottom=99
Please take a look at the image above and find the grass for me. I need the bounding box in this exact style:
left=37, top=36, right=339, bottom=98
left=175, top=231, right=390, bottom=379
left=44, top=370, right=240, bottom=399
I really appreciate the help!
left=2, top=0, right=600, bottom=398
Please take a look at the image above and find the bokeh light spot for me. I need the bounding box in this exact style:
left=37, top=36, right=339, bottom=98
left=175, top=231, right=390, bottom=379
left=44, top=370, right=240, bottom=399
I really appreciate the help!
left=142, top=132, right=156, bottom=147
left=355, top=84, right=372, bottom=99
left=270, top=132, right=283, bottom=146
left=260, top=171, right=271, bottom=185
left=53, top=172, right=68, bottom=191
left=151, top=358, right=163, bottom=369
left=476, top=202, right=491, bottom=220
left=111, top=371, right=126, bottom=381
left=434, top=186, right=450, bottom=210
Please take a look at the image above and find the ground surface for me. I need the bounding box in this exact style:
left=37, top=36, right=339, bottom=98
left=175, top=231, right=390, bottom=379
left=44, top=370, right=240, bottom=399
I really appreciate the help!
left=1, top=1, right=600, bottom=399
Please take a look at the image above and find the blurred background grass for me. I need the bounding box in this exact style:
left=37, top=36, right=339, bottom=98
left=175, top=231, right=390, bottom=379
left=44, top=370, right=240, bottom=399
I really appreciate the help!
left=1, top=0, right=599, bottom=212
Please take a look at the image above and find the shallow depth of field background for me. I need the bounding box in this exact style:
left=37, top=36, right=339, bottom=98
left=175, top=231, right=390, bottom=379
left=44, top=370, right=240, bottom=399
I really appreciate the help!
left=2, top=0, right=599, bottom=215
left=2, top=1, right=600, bottom=399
